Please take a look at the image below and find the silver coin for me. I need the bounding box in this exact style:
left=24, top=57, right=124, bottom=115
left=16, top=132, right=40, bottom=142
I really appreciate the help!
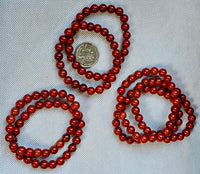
left=75, top=42, right=99, bottom=68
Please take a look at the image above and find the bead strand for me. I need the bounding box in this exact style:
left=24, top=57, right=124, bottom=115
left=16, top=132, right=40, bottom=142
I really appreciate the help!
left=5, top=89, right=85, bottom=169
left=113, top=67, right=196, bottom=144
left=54, top=4, right=131, bottom=95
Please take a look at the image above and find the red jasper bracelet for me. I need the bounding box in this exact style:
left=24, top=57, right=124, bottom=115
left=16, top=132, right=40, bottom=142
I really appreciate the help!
left=5, top=89, right=85, bottom=169
left=113, top=67, right=196, bottom=144
left=54, top=4, right=130, bottom=95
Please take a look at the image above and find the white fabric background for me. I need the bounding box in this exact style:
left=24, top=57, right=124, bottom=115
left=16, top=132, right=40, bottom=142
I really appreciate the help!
left=0, top=0, right=200, bottom=173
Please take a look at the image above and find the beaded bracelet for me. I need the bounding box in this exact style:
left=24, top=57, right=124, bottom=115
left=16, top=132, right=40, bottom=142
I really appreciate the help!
left=113, top=67, right=195, bottom=144
left=5, top=89, right=85, bottom=169
left=54, top=4, right=130, bottom=95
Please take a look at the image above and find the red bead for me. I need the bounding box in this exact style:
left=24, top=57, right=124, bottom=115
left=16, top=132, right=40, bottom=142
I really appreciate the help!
left=5, top=133, right=15, bottom=142
left=171, top=134, right=177, bottom=142
left=106, top=34, right=114, bottom=42
left=101, top=28, right=109, bottom=36
left=31, top=159, right=40, bottom=168
left=53, top=99, right=61, bottom=108
left=9, top=142, right=18, bottom=152
left=44, top=100, right=53, bottom=108
left=121, top=23, right=129, bottom=31
left=164, top=75, right=172, bottom=83
left=25, top=148, right=34, bottom=157
left=60, top=70, right=68, bottom=78
left=16, top=100, right=25, bottom=109
left=79, top=84, right=87, bottom=92
left=140, top=135, right=148, bottom=143
left=40, top=160, right=48, bottom=169
left=95, top=86, right=104, bottom=94
left=56, top=61, right=64, bottom=69
left=123, top=31, right=131, bottom=39
left=112, top=49, right=121, bottom=58
left=87, top=87, right=95, bottom=95
left=49, top=160, right=57, bottom=169
left=93, top=73, right=101, bottom=81
left=78, top=120, right=85, bottom=128
left=119, top=134, right=127, bottom=141
left=115, top=7, right=123, bottom=16
left=76, top=13, right=84, bottom=21
left=42, top=149, right=50, bottom=158
left=34, top=148, right=42, bottom=157
left=63, top=151, right=71, bottom=159
left=82, top=7, right=90, bottom=16
left=75, top=128, right=83, bottom=137
left=157, top=133, right=164, bottom=142
left=55, top=43, right=63, bottom=51
left=108, top=5, right=115, bottom=13
left=62, top=133, right=70, bottom=142
left=149, top=134, right=156, bottom=142
left=59, top=35, right=68, bottom=44
left=120, top=14, right=128, bottom=22
left=126, top=136, right=134, bottom=144
left=24, top=157, right=32, bottom=164
left=162, top=128, right=171, bottom=136
left=55, top=52, right=63, bottom=61
left=57, top=157, right=65, bottom=165
left=17, top=146, right=26, bottom=156
left=90, top=4, right=99, bottom=13
left=138, top=121, right=146, bottom=129
left=15, top=119, right=24, bottom=128
left=23, top=94, right=32, bottom=103
left=159, top=68, right=167, bottom=76
left=35, top=101, right=44, bottom=109
left=122, top=40, right=130, bottom=48
left=68, top=144, right=76, bottom=152
left=11, top=107, right=19, bottom=116
left=64, top=28, right=74, bottom=37
left=150, top=67, right=158, bottom=75
left=80, top=21, right=87, bottom=30
left=67, top=94, right=75, bottom=102
left=127, top=126, right=135, bottom=134
left=65, top=45, right=73, bottom=53
left=6, top=124, right=15, bottom=133
left=99, top=4, right=107, bottom=12
left=40, top=90, right=49, bottom=98
left=110, top=42, right=118, bottom=49
left=87, top=22, right=94, bottom=31
left=73, top=136, right=81, bottom=145
left=6, top=115, right=15, bottom=124
left=94, top=24, right=102, bottom=33
left=56, top=140, right=64, bottom=148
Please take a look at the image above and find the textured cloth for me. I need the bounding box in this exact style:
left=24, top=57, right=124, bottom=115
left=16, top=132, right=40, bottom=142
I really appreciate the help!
left=0, top=0, right=200, bottom=173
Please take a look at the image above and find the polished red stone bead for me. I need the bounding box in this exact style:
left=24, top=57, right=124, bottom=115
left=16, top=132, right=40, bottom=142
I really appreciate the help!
left=16, top=100, right=25, bottom=109
left=82, top=7, right=90, bottom=16
left=17, top=146, right=26, bottom=156
left=31, top=159, right=40, bottom=168
left=57, top=157, right=65, bottom=165
left=6, top=115, right=15, bottom=124
left=120, top=14, right=128, bottom=22
left=6, top=124, right=15, bottom=133
left=64, top=28, right=74, bottom=37
left=42, top=149, right=50, bottom=158
left=76, top=13, right=84, bottom=21
left=63, top=151, right=71, bottom=159
left=40, top=160, right=49, bottom=169
left=108, top=5, right=115, bottom=13
left=34, top=148, right=42, bottom=157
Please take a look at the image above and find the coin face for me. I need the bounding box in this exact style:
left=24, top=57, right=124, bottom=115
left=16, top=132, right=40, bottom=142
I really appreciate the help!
left=75, top=42, right=99, bottom=68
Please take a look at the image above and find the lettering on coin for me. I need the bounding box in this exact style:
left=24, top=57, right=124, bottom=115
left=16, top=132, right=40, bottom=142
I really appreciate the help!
left=75, top=42, right=99, bottom=68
